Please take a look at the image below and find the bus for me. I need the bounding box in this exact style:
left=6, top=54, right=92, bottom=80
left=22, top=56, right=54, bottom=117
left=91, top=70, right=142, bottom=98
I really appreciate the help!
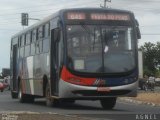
left=10, top=8, right=141, bottom=109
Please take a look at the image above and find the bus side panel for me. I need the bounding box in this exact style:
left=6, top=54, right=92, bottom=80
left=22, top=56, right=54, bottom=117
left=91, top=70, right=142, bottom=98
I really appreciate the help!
left=23, top=56, right=33, bottom=94
left=22, top=53, right=50, bottom=96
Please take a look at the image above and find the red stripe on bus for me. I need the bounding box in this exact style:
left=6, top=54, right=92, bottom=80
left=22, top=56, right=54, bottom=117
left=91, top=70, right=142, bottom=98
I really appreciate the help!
left=61, top=66, right=96, bottom=86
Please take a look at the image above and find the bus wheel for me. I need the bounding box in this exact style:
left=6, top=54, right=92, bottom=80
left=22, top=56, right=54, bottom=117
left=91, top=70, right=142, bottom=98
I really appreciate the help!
left=18, top=81, right=34, bottom=103
left=100, top=97, right=117, bottom=110
left=18, top=83, right=25, bottom=103
left=45, top=83, right=53, bottom=107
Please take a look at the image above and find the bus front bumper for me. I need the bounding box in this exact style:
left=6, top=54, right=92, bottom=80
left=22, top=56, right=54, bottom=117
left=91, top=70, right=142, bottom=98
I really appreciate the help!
left=58, top=79, right=138, bottom=99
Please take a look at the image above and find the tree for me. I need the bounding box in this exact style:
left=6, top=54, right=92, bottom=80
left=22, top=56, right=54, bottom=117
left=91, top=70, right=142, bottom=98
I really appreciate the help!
left=155, top=42, right=160, bottom=66
left=140, top=42, right=157, bottom=76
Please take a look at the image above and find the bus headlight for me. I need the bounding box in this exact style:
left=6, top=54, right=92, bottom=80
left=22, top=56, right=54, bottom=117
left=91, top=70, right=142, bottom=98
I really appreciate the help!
left=68, top=78, right=82, bottom=84
left=124, top=79, right=129, bottom=84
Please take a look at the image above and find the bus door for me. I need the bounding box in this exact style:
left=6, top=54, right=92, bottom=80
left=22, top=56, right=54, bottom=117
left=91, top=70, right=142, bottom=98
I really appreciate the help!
left=50, top=28, right=61, bottom=96
left=12, top=44, right=18, bottom=91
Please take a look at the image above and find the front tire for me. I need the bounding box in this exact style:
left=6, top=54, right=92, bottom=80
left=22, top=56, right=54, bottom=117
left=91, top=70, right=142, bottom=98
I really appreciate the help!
left=45, top=83, right=54, bottom=107
left=45, top=83, right=59, bottom=107
left=100, top=97, right=117, bottom=110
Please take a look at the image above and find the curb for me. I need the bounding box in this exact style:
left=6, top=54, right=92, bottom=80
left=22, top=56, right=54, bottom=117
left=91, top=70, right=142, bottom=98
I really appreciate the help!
left=119, top=98, right=160, bottom=107
left=0, top=111, right=92, bottom=120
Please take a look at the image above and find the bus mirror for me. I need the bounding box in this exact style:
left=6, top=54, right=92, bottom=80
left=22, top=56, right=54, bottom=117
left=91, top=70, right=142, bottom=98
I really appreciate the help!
left=135, top=19, right=141, bottom=39
left=53, top=28, right=60, bottom=42
left=136, top=27, right=141, bottom=39
left=135, top=19, right=139, bottom=27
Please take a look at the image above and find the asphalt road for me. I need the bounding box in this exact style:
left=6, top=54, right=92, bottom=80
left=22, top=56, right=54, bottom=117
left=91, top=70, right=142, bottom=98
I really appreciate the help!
left=0, top=90, right=160, bottom=120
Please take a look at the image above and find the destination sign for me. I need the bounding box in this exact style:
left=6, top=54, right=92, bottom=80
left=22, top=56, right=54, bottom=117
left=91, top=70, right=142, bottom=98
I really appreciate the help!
left=90, top=13, right=130, bottom=21
left=66, top=12, right=130, bottom=21
left=67, top=12, right=86, bottom=20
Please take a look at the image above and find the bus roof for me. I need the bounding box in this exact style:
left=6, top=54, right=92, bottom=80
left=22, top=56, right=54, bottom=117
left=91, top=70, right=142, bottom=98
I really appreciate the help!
left=61, top=8, right=132, bottom=14
left=11, top=8, right=133, bottom=39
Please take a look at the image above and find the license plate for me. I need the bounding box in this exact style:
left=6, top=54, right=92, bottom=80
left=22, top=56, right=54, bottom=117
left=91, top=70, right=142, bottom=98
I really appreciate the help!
left=97, top=87, right=111, bottom=92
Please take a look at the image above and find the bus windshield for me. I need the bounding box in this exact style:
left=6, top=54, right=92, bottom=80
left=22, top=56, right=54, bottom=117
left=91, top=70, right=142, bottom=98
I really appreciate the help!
left=66, top=25, right=135, bottom=74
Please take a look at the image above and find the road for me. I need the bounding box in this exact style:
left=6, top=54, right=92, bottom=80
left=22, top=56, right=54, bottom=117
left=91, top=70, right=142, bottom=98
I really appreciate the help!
left=0, top=91, right=160, bottom=120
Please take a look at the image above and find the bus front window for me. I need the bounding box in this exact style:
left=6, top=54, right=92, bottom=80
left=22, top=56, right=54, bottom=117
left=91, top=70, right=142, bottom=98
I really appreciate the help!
left=66, top=25, right=135, bottom=74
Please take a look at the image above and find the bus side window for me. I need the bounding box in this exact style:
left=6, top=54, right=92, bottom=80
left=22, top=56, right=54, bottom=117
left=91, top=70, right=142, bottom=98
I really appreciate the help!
left=18, top=37, right=21, bottom=48
left=38, top=26, right=44, bottom=40
left=19, top=35, right=24, bottom=47
left=24, top=45, right=30, bottom=57
left=26, top=32, right=31, bottom=45
left=44, top=23, right=50, bottom=37
left=43, top=39, right=49, bottom=53
left=36, top=40, right=43, bottom=54
left=32, top=29, right=37, bottom=42
left=42, top=23, right=50, bottom=53
left=31, top=43, right=36, bottom=55
left=21, top=34, right=26, bottom=46
left=19, top=47, right=24, bottom=58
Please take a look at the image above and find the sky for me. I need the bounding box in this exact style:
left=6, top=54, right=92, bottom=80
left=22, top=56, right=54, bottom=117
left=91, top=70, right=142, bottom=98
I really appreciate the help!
left=0, top=0, right=160, bottom=72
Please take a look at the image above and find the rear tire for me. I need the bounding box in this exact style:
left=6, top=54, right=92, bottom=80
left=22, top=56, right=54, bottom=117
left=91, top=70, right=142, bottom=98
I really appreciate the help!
left=1, top=89, right=3, bottom=92
left=100, top=97, right=117, bottom=110
left=18, top=81, right=34, bottom=103
left=18, top=83, right=25, bottom=103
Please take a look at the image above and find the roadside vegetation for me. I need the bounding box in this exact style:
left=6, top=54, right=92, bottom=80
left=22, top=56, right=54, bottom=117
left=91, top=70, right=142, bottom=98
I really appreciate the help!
left=133, top=92, right=160, bottom=105
left=140, top=42, right=160, bottom=77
